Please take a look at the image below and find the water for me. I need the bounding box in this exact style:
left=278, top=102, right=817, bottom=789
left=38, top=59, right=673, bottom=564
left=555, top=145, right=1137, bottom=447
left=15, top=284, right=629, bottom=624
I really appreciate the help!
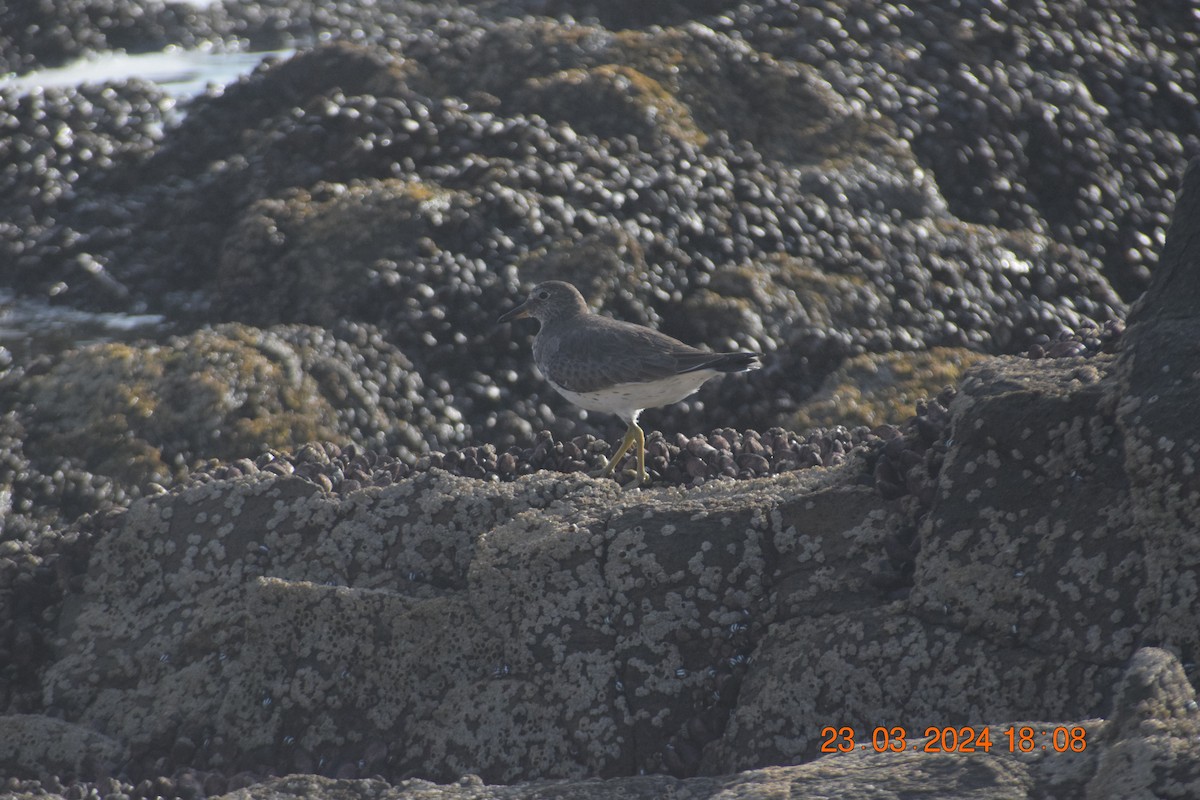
left=0, top=290, right=169, bottom=363
left=0, top=44, right=292, bottom=99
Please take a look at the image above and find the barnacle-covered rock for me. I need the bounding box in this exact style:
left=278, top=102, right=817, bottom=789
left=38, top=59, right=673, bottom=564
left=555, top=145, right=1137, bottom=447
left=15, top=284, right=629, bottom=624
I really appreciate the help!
left=42, top=464, right=894, bottom=783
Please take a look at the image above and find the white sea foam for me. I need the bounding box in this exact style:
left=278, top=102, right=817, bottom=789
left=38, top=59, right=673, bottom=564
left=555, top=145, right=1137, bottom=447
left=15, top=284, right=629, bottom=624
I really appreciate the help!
left=0, top=45, right=292, bottom=99
left=0, top=289, right=167, bottom=359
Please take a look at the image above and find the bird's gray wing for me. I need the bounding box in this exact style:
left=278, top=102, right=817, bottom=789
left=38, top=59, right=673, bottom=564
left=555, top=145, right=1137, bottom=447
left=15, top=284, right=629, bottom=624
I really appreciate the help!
left=541, top=318, right=717, bottom=393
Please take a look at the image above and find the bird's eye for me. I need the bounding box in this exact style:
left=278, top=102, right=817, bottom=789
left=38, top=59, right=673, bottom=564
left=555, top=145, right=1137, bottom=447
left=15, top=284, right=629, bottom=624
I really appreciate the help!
left=537, top=290, right=550, bottom=300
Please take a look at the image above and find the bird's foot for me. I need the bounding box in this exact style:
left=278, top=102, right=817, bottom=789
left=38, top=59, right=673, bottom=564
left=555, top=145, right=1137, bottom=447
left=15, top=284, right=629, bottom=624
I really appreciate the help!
left=591, top=463, right=649, bottom=488
left=623, top=469, right=650, bottom=490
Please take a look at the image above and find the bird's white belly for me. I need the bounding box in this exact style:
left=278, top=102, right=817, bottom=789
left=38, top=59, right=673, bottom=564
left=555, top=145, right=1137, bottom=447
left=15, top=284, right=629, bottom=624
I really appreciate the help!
left=550, top=370, right=719, bottom=421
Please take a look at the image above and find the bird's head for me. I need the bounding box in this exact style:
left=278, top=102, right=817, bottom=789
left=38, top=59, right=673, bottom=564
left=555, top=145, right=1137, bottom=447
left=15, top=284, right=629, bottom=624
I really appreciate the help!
left=498, top=280, right=590, bottom=324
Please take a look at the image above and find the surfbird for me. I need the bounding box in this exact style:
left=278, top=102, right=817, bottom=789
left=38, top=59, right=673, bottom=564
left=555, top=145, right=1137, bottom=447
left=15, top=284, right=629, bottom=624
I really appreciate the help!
left=499, top=280, right=761, bottom=486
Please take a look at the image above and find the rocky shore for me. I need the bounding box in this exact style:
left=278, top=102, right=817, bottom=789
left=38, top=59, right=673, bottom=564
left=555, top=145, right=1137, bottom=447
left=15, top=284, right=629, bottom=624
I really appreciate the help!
left=2, top=2, right=1198, bottom=798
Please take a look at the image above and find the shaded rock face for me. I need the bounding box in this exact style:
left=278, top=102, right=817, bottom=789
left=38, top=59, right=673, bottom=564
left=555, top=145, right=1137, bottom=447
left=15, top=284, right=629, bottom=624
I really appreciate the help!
left=0, top=714, right=127, bottom=783
left=167, top=644, right=1199, bottom=797
left=719, top=355, right=1128, bottom=771
left=1114, top=158, right=1200, bottom=676
left=1086, top=647, right=1200, bottom=800
left=911, top=356, right=1134, bottom=662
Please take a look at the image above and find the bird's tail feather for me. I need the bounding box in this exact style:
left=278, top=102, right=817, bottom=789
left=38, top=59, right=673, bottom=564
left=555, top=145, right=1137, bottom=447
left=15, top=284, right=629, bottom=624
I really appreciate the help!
left=684, top=352, right=761, bottom=373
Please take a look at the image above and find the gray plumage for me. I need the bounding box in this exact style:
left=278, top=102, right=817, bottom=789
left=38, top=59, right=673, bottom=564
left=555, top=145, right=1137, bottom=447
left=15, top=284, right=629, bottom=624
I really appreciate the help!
left=501, top=280, right=758, bottom=393
left=498, top=279, right=761, bottom=485
left=535, top=304, right=758, bottom=395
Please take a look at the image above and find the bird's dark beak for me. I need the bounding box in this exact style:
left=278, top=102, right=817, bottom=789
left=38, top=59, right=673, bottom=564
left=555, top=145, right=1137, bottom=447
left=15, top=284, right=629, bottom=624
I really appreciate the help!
left=498, top=301, right=531, bottom=324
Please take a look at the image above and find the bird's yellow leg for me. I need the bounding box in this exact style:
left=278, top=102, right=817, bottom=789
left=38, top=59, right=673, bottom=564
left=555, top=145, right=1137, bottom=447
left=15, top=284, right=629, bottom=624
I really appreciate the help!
left=631, top=423, right=648, bottom=486
left=599, top=423, right=638, bottom=478
left=597, top=422, right=650, bottom=487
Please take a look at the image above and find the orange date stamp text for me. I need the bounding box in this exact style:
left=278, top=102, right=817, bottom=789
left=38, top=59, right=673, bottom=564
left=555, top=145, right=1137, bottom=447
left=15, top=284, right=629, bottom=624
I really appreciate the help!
left=819, top=725, right=1089, bottom=754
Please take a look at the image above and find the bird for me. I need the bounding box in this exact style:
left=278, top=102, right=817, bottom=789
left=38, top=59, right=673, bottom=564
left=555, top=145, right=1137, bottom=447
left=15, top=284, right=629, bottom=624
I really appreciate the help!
left=498, top=280, right=761, bottom=486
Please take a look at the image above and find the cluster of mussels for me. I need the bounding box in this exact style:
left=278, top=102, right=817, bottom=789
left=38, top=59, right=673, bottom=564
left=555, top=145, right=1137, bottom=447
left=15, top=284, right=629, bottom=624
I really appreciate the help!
left=1, top=770, right=241, bottom=800
left=188, top=317, right=1126, bottom=502
left=1023, top=318, right=1126, bottom=359
left=190, top=424, right=879, bottom=493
